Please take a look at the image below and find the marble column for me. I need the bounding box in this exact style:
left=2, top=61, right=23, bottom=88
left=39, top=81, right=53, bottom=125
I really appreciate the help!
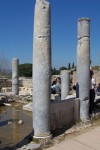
left=33, top=0, right=51, bottom=138
left=61, top=70, right=70, bottom=100
left=77, top=18, right=90, bottom=122
left=12, top=58, right=19, bottom=95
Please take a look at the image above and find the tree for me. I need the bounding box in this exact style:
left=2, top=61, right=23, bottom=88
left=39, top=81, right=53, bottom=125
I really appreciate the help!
left=19, top=63, right=32, bottom=77
left=52, top=68, right=59, bottom=75
left=60, top=66, right=67, bottom=70
left=72, top=62, right=75, bottom=69
left=68, top=63, right=71, bottom=70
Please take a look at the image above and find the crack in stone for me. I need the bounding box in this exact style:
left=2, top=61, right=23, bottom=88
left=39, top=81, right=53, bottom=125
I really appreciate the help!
left=78, top=36, right=89, bottom=40
left=35, top=34, right=50, bottom=39
left=78, top=36, right=90, bottom=46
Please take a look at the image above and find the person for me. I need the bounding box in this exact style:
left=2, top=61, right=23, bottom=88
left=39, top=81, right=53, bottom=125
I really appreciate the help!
left=89, top=70, right=96, bottom=115
left=55, top=77, right=61, bottom=96
left=51, top=80, right=56, bottom=94
left=73, top=82, right=76, bottom=91
left=96, top=83, right=100, bottom=96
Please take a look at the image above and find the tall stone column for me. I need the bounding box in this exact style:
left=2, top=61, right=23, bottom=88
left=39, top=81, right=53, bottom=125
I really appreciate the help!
left=12, top=58, right=19, bottom=95
left=33, top=0, right=51, bottom=138
left=61, top=70, right=70, bottom=100
left=77, top=18, right=90, bottom=122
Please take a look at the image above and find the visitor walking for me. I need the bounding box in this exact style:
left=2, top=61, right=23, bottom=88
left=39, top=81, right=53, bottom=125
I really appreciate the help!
left=55, top=77, right=61, bottom=96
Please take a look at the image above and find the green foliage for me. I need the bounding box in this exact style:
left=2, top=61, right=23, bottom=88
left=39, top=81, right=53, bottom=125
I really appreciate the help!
left=68, top=63, right=71, bottom=70
left=19, top=63, right=32, bottom=77
left=72, top=62, right=75, bottom=68
left=60, top=66, right=67, bottom=70
left=52, top=68, right=60, bottom=75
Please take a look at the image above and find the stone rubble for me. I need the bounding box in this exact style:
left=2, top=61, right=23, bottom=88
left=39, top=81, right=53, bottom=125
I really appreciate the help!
left=0, top=93, right=32, bottom=105
left=18, top=120, right=23, bottom=125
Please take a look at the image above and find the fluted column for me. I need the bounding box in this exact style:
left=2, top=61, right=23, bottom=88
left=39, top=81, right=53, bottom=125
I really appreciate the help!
left=61, top=70, right=70, bottom=100
left=77, top=18, right=90, bottom=122
left=33, top=0, right=51, bottom=138
left=12, top=58, right=19, bottom=95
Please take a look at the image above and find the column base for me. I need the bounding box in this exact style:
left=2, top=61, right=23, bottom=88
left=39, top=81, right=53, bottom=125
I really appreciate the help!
left=33, top=134, right=52, bottom=139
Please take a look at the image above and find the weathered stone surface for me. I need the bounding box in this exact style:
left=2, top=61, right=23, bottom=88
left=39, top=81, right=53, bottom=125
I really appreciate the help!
left=33, top=0, right=51, bottom=138
left=23, top=102, right=33, bottom=111
left=61, top=70, right=70, bottom=100
left=12, top=58, right=19, bottom=95
left=78, top=18, right=90, bottom=39
left=19, top=143, right=40, bottom=150
left=77, top=18, right=90, bottom=122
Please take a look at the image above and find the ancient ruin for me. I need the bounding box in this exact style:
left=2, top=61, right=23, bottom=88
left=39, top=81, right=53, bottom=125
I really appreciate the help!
left=77, top=18, right=90, bottom=122
left=12, top=58, right=19, bottom=95
left=61, top=70, right=70, bottom=100
left=1, top=0, right=100, bottom=149
left=32, top=0, right=51, bottom=138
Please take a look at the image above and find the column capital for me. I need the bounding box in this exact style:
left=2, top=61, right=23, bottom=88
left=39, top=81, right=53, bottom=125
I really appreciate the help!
left=78, top=18, right=90, bottom=22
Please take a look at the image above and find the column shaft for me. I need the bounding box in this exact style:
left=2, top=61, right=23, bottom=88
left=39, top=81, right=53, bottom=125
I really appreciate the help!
left=61, top=70, right=70, bottom=100
left=12, top=58, right=19, bottom=95
left=77, top=18, right=90, bottom=122
left=33, top=0, right=51, bottom=138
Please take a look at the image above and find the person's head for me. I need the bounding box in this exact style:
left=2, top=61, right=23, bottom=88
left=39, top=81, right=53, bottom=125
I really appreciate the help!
left=98, top=83, right=100, bottom=87
left=57, top=77, right=61, bottom=83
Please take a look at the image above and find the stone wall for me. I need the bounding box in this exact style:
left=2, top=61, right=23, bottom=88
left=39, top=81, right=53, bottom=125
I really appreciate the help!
left=1, top=87, right=32, bottom=95
left=20, top=77, right=32, bottom=88
left=0, top=78, right=23, bottom=89
left=0, top=78, right=12, bottom=88
left=23, top=97, right=77, bottom=131
left=50, top=99, right=75, bottom=131
left=0, top=77, right=32, bottom=93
